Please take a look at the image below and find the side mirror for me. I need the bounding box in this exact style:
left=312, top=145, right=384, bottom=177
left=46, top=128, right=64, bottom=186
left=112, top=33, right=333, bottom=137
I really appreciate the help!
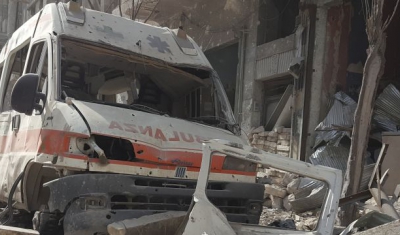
left=11, top=73, right=46, bottom=115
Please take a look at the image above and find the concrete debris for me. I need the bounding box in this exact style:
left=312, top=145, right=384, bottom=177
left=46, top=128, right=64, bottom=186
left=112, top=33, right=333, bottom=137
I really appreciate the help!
left=264, top=184, right=287, bottom=198
left=251, top=126, right=265, bottom=134
left=268, top=218, right=296, bottom=230
left=270, top=195, right=284, bottom=209
left=250, top=128, right=291, bottom=156
left=107, top=211, right=186, bottom=235
left=259, top=207, right=319, bottom=231
left=283, top=196, right=292, bottom=211
left=283, top=173, right=298, bottom=187
left=263, top=199, right=272, bottom=207
left=286, top=178, right=301, bottom=194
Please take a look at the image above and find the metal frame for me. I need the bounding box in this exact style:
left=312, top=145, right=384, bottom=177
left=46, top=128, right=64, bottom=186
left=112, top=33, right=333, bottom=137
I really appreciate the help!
left=182, top=139, right=342, bottom=235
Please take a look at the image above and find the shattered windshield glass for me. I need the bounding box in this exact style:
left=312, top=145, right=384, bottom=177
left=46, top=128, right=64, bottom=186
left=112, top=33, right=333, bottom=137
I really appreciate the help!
left=59, top=39, right=236, bottom=130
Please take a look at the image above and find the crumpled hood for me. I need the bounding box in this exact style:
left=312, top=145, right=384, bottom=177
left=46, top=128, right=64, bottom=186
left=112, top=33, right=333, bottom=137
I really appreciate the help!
left=72, top=100, right=243, bottom=167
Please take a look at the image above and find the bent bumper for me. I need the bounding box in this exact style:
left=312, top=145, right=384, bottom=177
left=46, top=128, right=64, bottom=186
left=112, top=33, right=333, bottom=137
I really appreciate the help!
left=44, top=174, right=264, bottom=235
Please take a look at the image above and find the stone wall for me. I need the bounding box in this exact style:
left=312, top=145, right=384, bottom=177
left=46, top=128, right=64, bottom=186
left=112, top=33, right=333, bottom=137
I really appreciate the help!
left=249, top=126, right=291, bottom=157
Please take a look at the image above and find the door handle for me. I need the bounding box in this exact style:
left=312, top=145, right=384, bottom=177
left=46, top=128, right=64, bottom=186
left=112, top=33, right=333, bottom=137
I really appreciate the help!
left=12, top=115, right=20, bottom=132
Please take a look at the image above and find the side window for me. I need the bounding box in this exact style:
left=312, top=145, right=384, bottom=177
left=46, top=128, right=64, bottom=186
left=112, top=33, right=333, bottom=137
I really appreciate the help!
left=27, top=42, right=48, bottom=95
left=2, top=44, right=29, bottom=112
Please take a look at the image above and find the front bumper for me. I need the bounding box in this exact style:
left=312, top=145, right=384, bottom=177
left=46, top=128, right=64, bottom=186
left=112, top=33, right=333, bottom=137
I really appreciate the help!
left=44, top=174, right=264, bottom=235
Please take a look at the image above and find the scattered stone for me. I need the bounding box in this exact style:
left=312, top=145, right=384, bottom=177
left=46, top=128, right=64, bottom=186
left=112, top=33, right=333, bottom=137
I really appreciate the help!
left=277, top=140, right=290, bottom=146
left=287, top=178, right=301, bottom=194
left=283, top=196, right=292, bottom=211
left=270, top=195, right=283, bottom=209
left=282, top=173, right=298, bottom=187
left=268, top=132, right=278, bottom=137
left=268, top=219, right=296, bottom=230
left=271, top=177, right=284, bottom=186
left=277, top=145, right=290, bottom=151
left=278, top=133, right=290, bottom=140
left=267, top=136, right=278, bottom=142
left=273, top=126, right=284, bottom=133
left=259, top=131, right=269, bottom=137
left=265, top=169, right=286, bottom=178
left=251, top=126, right=265, bottom=134
left=263, top=199, right=272, bottom=207
left=253, top=134, right=259, bottom=139
left=265, top=184, right=287, bottom=198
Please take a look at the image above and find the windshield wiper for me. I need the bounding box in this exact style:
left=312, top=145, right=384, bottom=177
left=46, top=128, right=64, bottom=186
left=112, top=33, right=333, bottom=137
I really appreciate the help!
left=129, top=104, right=166, bottom=116
left=187, top=116, right=241, bottom=135
left=76, top=99, right=164, bottom=115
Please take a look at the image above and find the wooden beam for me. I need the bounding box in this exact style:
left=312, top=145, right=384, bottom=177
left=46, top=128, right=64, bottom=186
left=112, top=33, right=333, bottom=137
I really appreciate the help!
left=341, top=0, right=390, bottom=226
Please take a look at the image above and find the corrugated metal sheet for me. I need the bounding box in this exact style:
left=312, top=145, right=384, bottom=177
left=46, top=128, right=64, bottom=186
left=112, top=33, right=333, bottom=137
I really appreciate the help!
left=256, top=50, right=296, bottom=80
left=314, top=92, right=357, bottom=146
left=290, top=178, right=326, bottom=213
left=309, top=145, right=373, bottom=190
left=373, top=84, right=400, bottom=132
left=290, top=146, right=375, bottom=212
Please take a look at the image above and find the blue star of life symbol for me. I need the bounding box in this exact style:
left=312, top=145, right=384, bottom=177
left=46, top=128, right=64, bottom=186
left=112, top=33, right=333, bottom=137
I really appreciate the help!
left=147, top=35, right=171, bottom=54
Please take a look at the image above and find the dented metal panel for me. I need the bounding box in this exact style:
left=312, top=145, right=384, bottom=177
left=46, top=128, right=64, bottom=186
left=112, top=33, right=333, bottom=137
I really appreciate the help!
left=56, top=3, right=211, bottom=70
left=183, top=139, right=342, bottom=235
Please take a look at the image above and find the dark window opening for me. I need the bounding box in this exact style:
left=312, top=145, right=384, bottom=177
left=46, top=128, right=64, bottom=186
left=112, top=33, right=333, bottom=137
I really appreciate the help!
left=257, top=0, right=299, bottom=45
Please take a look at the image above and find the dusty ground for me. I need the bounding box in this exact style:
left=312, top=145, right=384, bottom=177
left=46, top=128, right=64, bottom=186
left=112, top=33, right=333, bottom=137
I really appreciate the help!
left=259, top=207, right=319, bottom=231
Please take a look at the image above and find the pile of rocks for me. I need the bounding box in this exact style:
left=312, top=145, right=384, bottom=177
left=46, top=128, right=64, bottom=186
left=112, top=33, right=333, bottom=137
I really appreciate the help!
left=258, top=168, right=321, bottom=231
left=258, top=168, right=300, bottom=211
left=249, top=126, right=291, bottom=157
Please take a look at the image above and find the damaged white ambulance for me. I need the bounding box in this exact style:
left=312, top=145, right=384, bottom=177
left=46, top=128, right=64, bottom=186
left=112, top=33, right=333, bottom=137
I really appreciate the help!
left=0, top=1, right=264, bottom=234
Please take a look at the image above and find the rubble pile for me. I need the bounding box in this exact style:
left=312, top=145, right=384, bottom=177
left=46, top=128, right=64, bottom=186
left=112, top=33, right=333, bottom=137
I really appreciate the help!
left=250, top=126, right=291, bottom=157
left=257, top=168, right=324, bottom=231
left=258, top=168, right=301, bottom=211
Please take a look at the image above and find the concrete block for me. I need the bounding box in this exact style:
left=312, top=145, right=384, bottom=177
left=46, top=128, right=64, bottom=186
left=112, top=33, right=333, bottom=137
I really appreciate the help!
left=270, top=195, right=283, bottom=209
left=267, top=136, right=278, bottom=142
left=277, top=140, right=290, bottom=146
left=271, top=176, right=284, bottom=186
left=263, top=199, right=272, bottom=207
left=257, top=139, right=265, bottom=145
left=266, top=141, right=277, bottom=148
left=277, top=151, right=289, bottom=157
left=258, top=131, right=269, bottom=137
left=282, top=173, right=298, bottom=186
left=277, top=145, right=290, bottom=151
left=264, top=184, right=287, bottom=198
left=287, top=178, right=301, bottom=194
left=254, top=144, right=263, bottom=149
left=278, top=133, right=290, bottom=140
left=268, top=131, right=278, bottom=137
left=283, top=196, right=292, bottom=211
left=273, top=126, right=284, bottom=133
left=252, top=134, right=259, bottom=139
left=251, top=126, right=264, bottom=134
left=107, top=211, right=186, bottom=235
